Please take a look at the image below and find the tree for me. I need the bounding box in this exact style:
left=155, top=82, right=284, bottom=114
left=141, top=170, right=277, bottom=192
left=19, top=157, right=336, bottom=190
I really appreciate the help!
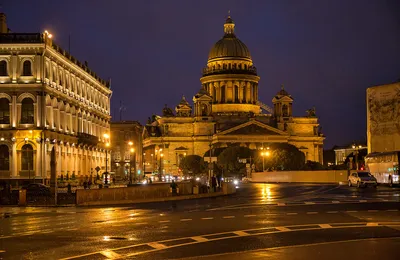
left=179, top=155, right=206, bottom=176
left=254, top=143, right=305, bottom=171
left=217, top=146, right=252, bottom=177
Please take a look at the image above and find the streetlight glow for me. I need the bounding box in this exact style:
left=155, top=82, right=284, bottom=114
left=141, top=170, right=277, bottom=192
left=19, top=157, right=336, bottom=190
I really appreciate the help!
left=130, top=148, right=135, bottom=153
left=128, top=141, right=133, bottom=146
left=103, top=133, right=109, bottom=139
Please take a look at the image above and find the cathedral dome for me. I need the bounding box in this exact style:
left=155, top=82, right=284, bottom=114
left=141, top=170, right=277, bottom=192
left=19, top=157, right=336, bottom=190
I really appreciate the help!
left=208, top=15, right=251, bottom=61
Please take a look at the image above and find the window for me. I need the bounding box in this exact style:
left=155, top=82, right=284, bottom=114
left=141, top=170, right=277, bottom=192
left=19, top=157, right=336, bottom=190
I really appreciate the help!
left=221, top=86, right=225, bottom=103
left=0, top=98, right=10, bottom=124
left=0, top=60, right=7, bottom=76
left=243, top=86, right=247, bottom=103
left=234, top=85, right=239, bottom=103
left=21, top=144, right=33, bottom=171
left=22, top=60, right=32, bottom=76
left=0, top=145, right=9, bottom=170
left=20, top=98, right=34, bottom=124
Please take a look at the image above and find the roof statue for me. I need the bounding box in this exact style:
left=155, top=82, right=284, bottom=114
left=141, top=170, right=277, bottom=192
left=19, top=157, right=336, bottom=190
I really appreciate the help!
left=162, top=104, right=174, bottom=117
left=306, top=107, right=317, bottom=117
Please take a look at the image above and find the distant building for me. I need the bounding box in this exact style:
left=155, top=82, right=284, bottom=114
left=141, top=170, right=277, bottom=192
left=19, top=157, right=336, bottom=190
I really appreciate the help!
left=110, top=121, right=143, bottom=181
left=367, top=82, right=400, bottom=153
left=334, top=144, right=367, bottom=165
left=0, top=13, right=112, bottom=185
left=143, top=15, right=325, bottom=176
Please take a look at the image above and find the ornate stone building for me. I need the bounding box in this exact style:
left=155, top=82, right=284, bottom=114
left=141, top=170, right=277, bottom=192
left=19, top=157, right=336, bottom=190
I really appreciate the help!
left=143, top=15, right=324, bottom=175
left=0, top=13, right=112, bottom=185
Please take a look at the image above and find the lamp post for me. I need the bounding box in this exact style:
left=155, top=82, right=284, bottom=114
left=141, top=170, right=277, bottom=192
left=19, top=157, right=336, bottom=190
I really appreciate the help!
left=260, top=147, right=270, bottom=172
left=160, top=152, right=164, bottom=181
left=103, top=133, right=110, bottom=185
left=143, top=152, right=146, bottom=178
left=128, top=141, right=134, bottom=184
left=352, top=144, right=362, bottom=170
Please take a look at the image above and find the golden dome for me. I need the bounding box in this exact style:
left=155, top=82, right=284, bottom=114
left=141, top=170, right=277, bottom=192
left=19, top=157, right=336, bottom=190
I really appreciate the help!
left=208, top=16, right=251, bottom=61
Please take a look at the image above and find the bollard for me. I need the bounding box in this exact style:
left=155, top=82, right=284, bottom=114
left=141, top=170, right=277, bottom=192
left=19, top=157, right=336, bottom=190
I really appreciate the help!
left=18, top=189, right=26, bottom=206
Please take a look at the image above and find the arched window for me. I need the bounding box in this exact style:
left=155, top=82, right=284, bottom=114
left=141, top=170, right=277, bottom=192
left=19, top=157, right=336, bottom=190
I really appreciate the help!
left=0, top=60, right=7, bottom=76
left=221, top=86, right=225, bottom=103
left=22, top=60, right=32, bottom=76
left=213, top=87, right=217, bottom=103
left=0, top=98, right=10, bottom=124
left=21, top=144, right=33, bottom=171
left=234, top=85, right=239, bottom=103
left=201, top=104, right=208, bottom=116
left=243, top=86, right=247, bottom=103
left=0, top=145, right=9, bottom=170
left=21, top=98, right=34, bottom=124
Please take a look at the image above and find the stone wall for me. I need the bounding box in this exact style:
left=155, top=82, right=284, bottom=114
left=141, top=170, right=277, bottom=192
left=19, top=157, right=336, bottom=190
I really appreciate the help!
left=251, top=170, right=348, bottom=183
left=367, top=82, right=400, bottom=153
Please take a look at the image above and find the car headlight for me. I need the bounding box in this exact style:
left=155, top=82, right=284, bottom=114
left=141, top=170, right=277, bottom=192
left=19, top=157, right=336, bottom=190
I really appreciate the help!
left=233, top=180, right=239, bottom=185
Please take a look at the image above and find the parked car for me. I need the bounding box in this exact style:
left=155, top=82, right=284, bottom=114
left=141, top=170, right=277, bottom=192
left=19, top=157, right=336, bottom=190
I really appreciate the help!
left=22, top=183, right=51, bottom=195
left=348, top=172, right=377, bottom=188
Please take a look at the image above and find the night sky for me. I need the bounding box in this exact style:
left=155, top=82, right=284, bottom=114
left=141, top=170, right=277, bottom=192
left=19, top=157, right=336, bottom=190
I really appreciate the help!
left=3, top=0, right=400, bottom=148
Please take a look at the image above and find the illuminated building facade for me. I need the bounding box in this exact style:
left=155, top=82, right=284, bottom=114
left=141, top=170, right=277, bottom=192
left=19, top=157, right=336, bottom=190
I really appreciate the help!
left=143, top=15, right=325, bottom=176
left=110, top=121, right=143, bottom=181
left=0, top=13, right=112, bottom=185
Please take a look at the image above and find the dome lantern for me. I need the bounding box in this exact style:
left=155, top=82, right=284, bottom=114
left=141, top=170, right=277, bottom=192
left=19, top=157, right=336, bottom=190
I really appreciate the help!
left=224, top=11, right=235, bottom=35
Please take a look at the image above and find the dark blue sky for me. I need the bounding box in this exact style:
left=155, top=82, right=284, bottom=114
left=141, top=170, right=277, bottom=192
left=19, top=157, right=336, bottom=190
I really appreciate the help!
left=3, top=0, right=400, bottom=148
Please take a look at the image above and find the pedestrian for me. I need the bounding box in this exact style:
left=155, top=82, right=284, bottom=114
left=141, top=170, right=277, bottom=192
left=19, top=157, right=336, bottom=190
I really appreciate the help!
left=211, top=175, right=217, bottom=192
left=170, top=180, right=178, bottom=196
left=67, top=183, right=72, bottom=194
left=112, top=177, right=116, bottom=185
left=88, top=180, right=92, bottom=189
left=83, top=181, right=87, bottom=189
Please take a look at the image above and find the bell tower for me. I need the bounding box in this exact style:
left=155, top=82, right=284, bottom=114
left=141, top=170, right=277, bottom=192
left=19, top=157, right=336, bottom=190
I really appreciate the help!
left=272, top=84, right=293, bottom=119
left=193, top=86, right=212, bottom=117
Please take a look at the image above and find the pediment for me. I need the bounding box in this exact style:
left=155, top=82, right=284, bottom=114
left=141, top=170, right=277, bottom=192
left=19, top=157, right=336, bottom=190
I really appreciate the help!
left=218, top=120, right=287, bottom=136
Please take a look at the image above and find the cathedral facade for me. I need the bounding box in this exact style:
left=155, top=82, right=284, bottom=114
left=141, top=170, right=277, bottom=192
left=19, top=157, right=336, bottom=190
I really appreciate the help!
left=143, top=15, right=324, bottom=176
left=0, top=13, right=112, bottom=185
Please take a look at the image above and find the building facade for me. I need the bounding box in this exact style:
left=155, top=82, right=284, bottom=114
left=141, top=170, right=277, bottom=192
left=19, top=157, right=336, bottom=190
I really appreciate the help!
left=143, top=15, right=325, bottom=176
left=334, top=144, right=367, bottom=165
left=367, top=81, right=400, bottom=153
left=0, top=13, right=112, bottom=185
left=110, top=121, right=143, bottom=181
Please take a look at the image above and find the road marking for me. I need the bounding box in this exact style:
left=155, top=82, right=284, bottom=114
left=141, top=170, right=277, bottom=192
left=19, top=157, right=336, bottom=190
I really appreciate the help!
left=368, top=210, right=378, bottom=212
left=327, top=211, right=338, bottom=214
left=159, top=220, right=170, bottom=223
left=100, top=250, right=121, bottom=259
left=233, top=231, right=249, bottom=236
left=223, top=216, right=235, bottom=219
left=319, top=224, right=332, bottom=228
left=359, top=200, right=367, bottom=202
left=307, top=212, right=318, bottom=214
left=148, top=242, right=167, bottom=249
left=276, top=227, right=291, bottom=232
left=191, top=236, right=208, bottom=242
left=387, top=209, right=399, bottom=212
left=277, top=203, right=286, bottom=206
left=244, top=214, right=256, bottom=217
left=286, top=213, right=298, bottom=215
left=332, top=201, right=340, bottom=204
left=366, top=223, right=379, bottom=226
left=180, top=219, right=192, bottom=221
left=135, top=222, right=148, bottom=225
left=346, top=210, right=358, bottom=213
left=305, top=202, right=315, bottom=205
left=201, top=217, right=214, bottom=220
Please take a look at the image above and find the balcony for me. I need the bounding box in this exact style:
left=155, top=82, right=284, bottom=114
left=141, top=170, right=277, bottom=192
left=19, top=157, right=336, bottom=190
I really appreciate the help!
left=202, top=66, right=258, bottom=77
left=77, top=132, right=99, bottom=146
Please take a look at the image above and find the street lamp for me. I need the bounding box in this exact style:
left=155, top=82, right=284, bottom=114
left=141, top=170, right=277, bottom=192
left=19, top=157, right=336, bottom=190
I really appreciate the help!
left=103, top=133, right=110, bottom=185
left=261, top=147, right=270, bottom=172
left=159, top=153, right=164, bottom=181
left=128, top=141, right=135, bottom=184
left=352, top=144, right=363, bottom=170
left=143, top=152, right=146, bottom=178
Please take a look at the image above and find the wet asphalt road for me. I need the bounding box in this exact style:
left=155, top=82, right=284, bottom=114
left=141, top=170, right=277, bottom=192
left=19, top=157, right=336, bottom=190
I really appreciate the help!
left=0, top=183, right=399, bottom=259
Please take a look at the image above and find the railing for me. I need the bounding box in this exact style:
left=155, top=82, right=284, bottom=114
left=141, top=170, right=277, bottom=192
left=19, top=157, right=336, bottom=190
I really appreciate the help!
left=77, top=132, right=99, bottom=146
left=0, top=33, right=44, bottom=43
left=202, top=66, right=258, bottom=77
left=257, top=100, right=274, bottom=114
